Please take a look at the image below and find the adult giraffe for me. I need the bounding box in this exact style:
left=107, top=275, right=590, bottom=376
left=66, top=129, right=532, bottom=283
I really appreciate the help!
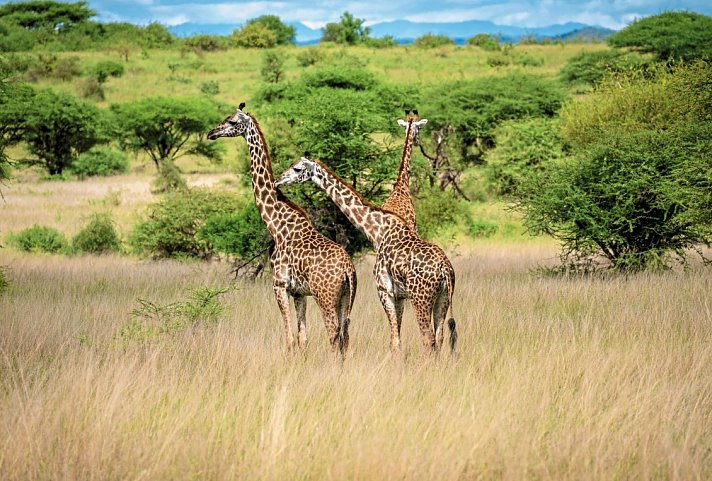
left=208, top=105, right=356, bottom=357
left=381, top=109, right=427, bottom=234
left=276, top=156, right=457, bottom=358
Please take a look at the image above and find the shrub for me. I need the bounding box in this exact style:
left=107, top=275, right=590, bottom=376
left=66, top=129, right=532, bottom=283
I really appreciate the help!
left=232, top=22, right=277, bottom=48
left=70, top=146, right=129, bottom=177
left=151, top=160, right=188, bottom=193
left=7, top=224, right=68, bottom=253
left=414, top=34, right=454, bottom=49
left=0, top=266, right=8, bottom=294
left=197, top=202, right=269, bottom=260
left=78, top=77, right=104, bottom=100
left=200, top=80, right=220, bottom=95
left=485, top=118, right=569, bottom=196
left=129, top=187, right=243, bottom=259
left=26, top=53, right=81, bottom=82
left=468, top=33, right=500, bottom=51
left=515, top=63, right=712, bottom=271
left=260, top=50, right=286, bottom=83
left=301, top=59, right=376, bottom=90
left=468, top=219, right=499, bottom=238
left=184, top=35, right=227, bottom=52
left=607, top=11, right=712, bottom=61
left=72, top=212, right=121, bottom=254
left=364, top=35, right=398, bottom=48
left=414, top=186, right=471, bottom=240
left=89, top=59, right=124, bottom=83
left=560, top=50, right=652, bottom=86
left=296, top=48, right=325, bottom=67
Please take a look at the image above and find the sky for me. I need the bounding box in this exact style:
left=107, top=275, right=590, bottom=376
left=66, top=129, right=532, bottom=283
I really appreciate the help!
left=7, top=0, right=712, bottom=30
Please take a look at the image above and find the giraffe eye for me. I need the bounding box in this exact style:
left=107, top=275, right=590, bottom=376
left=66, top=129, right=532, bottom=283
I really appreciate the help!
left=228, top=120, right=237, bottom=125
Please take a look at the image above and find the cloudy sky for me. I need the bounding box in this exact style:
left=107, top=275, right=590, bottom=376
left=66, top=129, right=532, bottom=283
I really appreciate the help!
left=18, top=0, right=712, bottom=30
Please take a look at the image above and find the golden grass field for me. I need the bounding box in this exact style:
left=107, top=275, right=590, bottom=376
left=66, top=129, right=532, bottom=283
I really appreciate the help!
left=1, top=171, right=711, bottom=480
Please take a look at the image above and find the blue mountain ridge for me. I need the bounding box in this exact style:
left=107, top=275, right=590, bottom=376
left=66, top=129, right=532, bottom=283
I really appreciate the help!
left=168, top=19, right=615, bottom=44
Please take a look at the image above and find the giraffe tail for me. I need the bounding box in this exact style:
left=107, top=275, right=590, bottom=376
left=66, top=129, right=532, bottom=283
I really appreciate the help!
left=445, top=267, right=458, bottom=359
left=339, top=269, right=357, bottom=355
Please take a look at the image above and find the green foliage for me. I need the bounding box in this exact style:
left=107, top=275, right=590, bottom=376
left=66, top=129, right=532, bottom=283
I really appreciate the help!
left=515, top=63, right=712, bottom=271
left=70, top=145, right=129, bottom=177
left=151, top=160, right=187, bottom=193
left=423, top=73, right=566, bottom=164
left=78, top=77, right=104, bottom=100
left=184, top=35, right=228, bottom=52
left=22, top=88, right=107, bottom=175
left=72, top=212, right=121, bottom=254
left=110, top=96, right=225, bottom=169
left=260, top=51, right=286, bottom=83
left=26, top=53, right=81, bottom=81
left=296, top=48, right=325, bottom=67
left=7, top=224, right=68, bottom=253
left=200, top=80, right=220, bottom=95
left=608, top=11, right=712, bottom=61
left=301, top=58, right=376, bottom=90
left=468, top=219, right=499, bottom=239
left=485, top=118, right=569, bottom=196
left=363, top=35, right=398, bottom=48
left=257, top=59, right=416, bottom=253
left=414, top=186, right=472, bottom=240
left=0, top=61, right=35, bottom=185
left=129, top=187, right=243, bottom=259
left=119, top=286, right=230, bottom=342
left=321, top=12, right=370, bottom=45
left=241, top=15, right=295, bottom=46
left=560, top=49, right=652, bottom=86
left=0, top=1, right=94, bottom=32
left=89, top=59, right=124, bottom=83
left=0, top=266, right=8, bottom=294
left=468, top=34, right=501, bottom=51
left=197, top=201, right=271, bottom=262
left=232, top=22, right=277, bottom=48
left=414, top=34, right=454, bottom=49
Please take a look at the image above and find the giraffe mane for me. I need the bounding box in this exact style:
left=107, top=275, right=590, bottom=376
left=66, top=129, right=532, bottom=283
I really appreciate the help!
left=311, top=158, right=410, bottom=225
left=248, top=113, right=315, bottom=222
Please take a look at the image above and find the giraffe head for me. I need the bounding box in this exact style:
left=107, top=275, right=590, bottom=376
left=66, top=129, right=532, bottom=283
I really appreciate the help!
left=275, top=156, right=321, bottom=188
left=397, top=109, right=428, bottom=143
left=207, top=102, right=252, bottom=140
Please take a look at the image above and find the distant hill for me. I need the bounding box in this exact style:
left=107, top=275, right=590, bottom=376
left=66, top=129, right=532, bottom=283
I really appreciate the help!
left=168, top=19, right=615, bottom=45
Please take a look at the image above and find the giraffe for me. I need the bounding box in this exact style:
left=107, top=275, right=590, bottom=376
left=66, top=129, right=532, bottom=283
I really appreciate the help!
left=381, top=109, right=428, bottom=234
left=276, top=156, right=458, bottom=358
left=207, top=105, right=357, bottom=357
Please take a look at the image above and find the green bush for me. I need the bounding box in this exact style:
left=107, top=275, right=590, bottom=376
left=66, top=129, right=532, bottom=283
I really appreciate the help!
left=0, top=266, right=8, bottom=294
left=260, top=50, right=286, bottom=83
left=70, top=146, right=129, bottom=177
left=560, top=50, right=652, bottom=86
left=7, top=224, right=68, bottom=253
left=515, top=63, right=712, bottom=271
left=468, top=34, right=500, bottom=51
left=200, top=80, right=220, bottom=95
left=607, top=11, right=712, bottom=61
left=485, top=118, right=569, bottom=196
left=184, top=35, right=227, bottom=52
left=468, top=219, right=499, bottom=238
left=72, top=212, right=121, bottom=254
left=301, top=58, right=376, bottom=90
left=197, top=201, right=269, bottom=260
left=89, top=59, right=124, bottom=83
left=296, top=48, right=325, bottom=67
left=414, top=34, right=454, bottom=49
left=129, top=187, right=243, bottom=259
left=363, top=35, right=398, bottom=48
left=414, top=186, right=472, bottom=240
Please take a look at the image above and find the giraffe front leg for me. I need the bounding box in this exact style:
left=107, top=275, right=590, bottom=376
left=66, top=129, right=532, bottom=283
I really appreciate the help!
left=433, top=288, right=450, bottom=353
left=293, top=295, right=307, bottom=350
left=273, top=282, right=295, bottom=354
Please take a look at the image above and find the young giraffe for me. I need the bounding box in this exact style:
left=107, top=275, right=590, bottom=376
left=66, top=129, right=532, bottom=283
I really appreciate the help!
left=207, top=105, right=357, bottom=356
left=381, top=109, right=428, bottom=234
left=276, top=156, right=457, bottom=358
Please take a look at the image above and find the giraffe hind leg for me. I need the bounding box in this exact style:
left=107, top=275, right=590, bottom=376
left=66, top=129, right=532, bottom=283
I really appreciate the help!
left=433, top=286, right=450, bottom=353
left=293, top=295, right=307, bottom=350
left=273, top=284, right=295, bottom=353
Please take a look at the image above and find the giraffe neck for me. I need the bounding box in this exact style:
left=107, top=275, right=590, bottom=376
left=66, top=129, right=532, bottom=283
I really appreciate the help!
left=312, top=161, right=395, bottom=250
left=244, top=120, right=281, bottom=237
left=393, top=121, right=416, bottom=191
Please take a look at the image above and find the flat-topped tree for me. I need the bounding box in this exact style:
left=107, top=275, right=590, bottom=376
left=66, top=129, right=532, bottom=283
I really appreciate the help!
left=208, top=105, right=356, bottom=357
left=277, top=156, right=458, bottom=358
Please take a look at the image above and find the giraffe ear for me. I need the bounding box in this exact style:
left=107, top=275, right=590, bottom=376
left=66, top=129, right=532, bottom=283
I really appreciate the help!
left=397, top=119, right=408, bottom=128
left=414, top=119, right=428, bottom=127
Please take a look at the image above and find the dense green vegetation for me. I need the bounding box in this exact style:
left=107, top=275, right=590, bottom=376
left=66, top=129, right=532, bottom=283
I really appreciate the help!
left=1, top=3, right=710, bottom=272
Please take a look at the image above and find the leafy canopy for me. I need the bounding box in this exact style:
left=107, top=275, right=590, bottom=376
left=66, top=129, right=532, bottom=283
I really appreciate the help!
left=321, top=12, right=370, bottom=45
left=608, top=11, right=712, bottom=60
left=110, top=96, right=225, bottom=168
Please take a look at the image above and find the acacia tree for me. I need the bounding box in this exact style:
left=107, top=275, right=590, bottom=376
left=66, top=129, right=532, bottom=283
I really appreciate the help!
left=608, top=11, right=712, bottom=61
left=21, top=88, right=106, bottom=175
left=111, top=96, right=224, bottom=170
left=321, top=12, right=370, bottom=45
left=515, top=62, right=712, bottom=271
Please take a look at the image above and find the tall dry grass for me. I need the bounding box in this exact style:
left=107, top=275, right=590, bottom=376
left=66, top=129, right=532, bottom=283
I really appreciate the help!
left=1, top=243, right=710, bottom=480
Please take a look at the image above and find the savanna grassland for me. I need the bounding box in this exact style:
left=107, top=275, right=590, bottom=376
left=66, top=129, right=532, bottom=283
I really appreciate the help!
left=1, top=42, right=712, bottom=480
